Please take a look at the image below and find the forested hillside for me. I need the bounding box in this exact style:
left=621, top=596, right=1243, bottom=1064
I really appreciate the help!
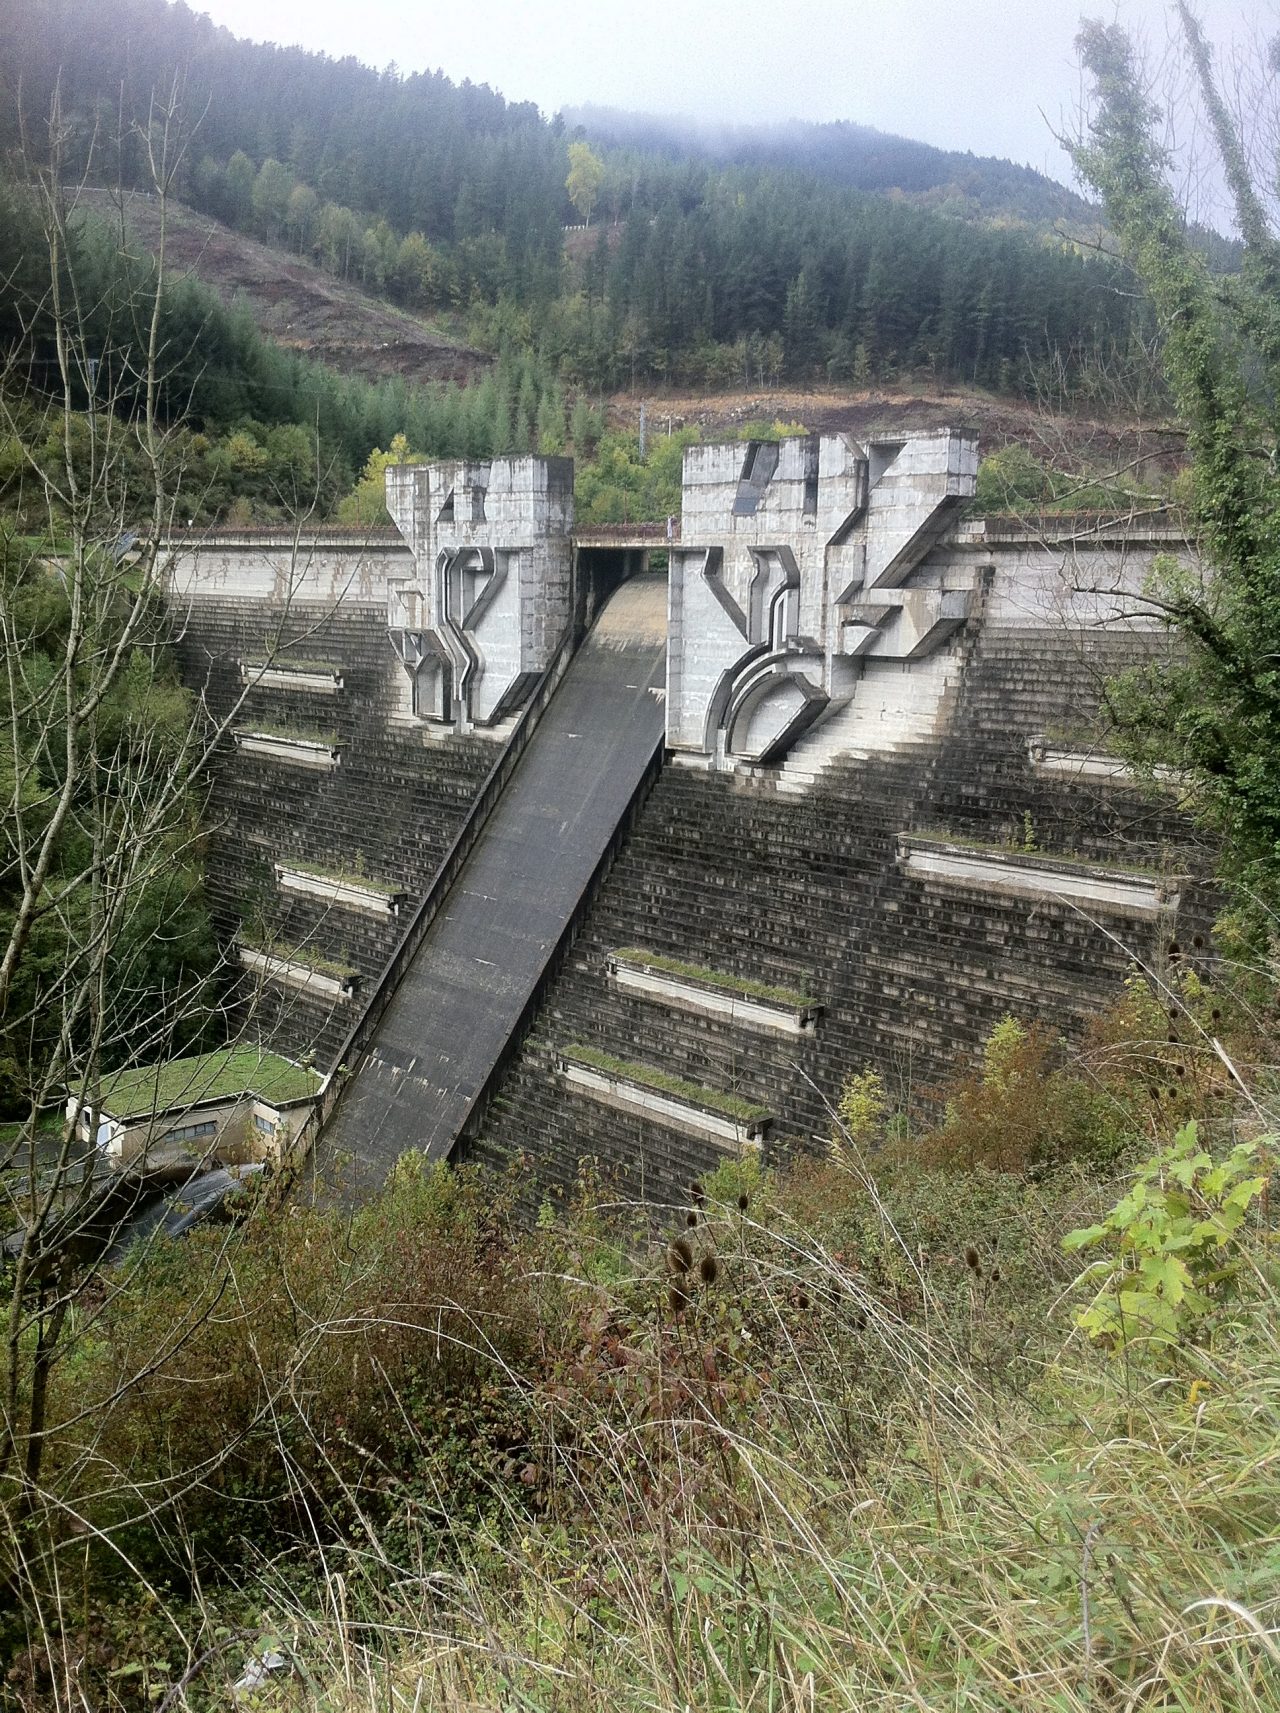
left=563, top=105, right=1099, bottom=227
left=3, top=0, right=1159, bottom=405
left=0, top=176, right=580, bottom=526
left=5, top=0, right=566, bottom=295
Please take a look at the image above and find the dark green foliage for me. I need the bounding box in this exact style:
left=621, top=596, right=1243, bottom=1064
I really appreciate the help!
left=553, top=168, right=1147, bottom=393
left=1, top=0, right=566, bottom=298
left=565, top=104, right=1102, bottom=228
left=2, top=0, right=1158, bottom=403
left=972, top=442, right=1164, bottom=513
left=1072, top=19, right=1280, bottom=912
left=0, top=177, right=571, bottom=523
left=0, top=534, right=217, bottom=1110
left=28, top=1159, right=541, bottom=1579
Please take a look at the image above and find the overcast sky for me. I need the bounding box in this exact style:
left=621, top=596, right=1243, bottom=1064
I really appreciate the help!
left=192, top=0, right=1270, bottom=190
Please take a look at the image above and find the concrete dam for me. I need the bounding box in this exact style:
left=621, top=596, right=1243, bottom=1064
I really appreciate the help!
left=320, top=574, right=667, bottom=1191
left=168, top=431, right=1209, bottom=1203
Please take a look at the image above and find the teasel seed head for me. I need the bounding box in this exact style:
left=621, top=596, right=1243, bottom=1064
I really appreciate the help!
left=699, top=1254, right=718, bottom=1286
left=667, top=1236, right=693, bottom=1273
left=965, top=1245, right=980, bottom=1271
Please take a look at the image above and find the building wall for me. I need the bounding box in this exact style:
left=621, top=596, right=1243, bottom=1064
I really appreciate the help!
left=385, top=457, right=574, bottom=729
left=74, top=1092, right=311, bottom=1170
left=668, top=432, right=979, bottom=766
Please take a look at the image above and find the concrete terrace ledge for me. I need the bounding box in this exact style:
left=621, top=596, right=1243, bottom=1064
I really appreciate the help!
left=275, top=863, right=407, bottom=919
left=961, top=509, right=1188, bottom=547
left=608, top=949, right=821, bottom=1036
left=897, top=833, right=1185, bottom=919
left=559, top=1045, right=772, bottom=1151
left=172, top=526, right=400, bottom=548
left=241, top=659, right=345, bottom=695
left=1027, top=739, right=1184, bottom=789
left=238, top=945, right=360, bottom=1001
left=233, top=730, right=340, bottom=769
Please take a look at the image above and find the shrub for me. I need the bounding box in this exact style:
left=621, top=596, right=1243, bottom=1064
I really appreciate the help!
left=40, top=1157, right=544, bottom=1579
left=917, top=1015, right=1131, bottom=1174
left=1064, top=1120, right=1273, bottom=1352
left=835, top=1066, right=888, bottom=1153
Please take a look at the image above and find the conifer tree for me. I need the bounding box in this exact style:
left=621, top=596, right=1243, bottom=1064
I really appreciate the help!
left=1072, top=9, right=1280, bottom=912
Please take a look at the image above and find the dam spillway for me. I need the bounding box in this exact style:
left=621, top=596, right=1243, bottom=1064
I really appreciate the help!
left=318, top=575, right=667, bottom=1190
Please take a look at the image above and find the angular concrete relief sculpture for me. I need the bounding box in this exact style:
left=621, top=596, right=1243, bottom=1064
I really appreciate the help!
left=667, top=430, right=979, bottom=769
left=689, top=540, right=828, bottom=765
left=385, top=456, right=573, bottom=730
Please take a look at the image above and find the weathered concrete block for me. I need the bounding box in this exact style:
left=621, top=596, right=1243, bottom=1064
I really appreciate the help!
left=385, top=456, right=574, bottom=731
left=668, top=430, right=980, bottom=771
left=897, top=834, right=1185, bottom=919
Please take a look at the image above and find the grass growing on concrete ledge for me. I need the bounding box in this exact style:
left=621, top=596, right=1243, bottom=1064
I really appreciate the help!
left=240, top=937, right=359, bottom=984
left=241, top=655, right=343, bottom=677
left=612, top=947, right=815, bottom=1009
left=904, top=828, right=1174, bottom=879
left=235, top=723, right=339, bottom=747
left=563, top=1043, right=771, bottom=1124
left=1039, top=719, right=1115, bottom=752
left=277, top=858, right=403, bottom=897
left=99, top=1047, right=321, bottom=1118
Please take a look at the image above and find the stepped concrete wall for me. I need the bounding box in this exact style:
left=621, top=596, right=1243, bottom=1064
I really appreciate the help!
left=167, top=441, right=1211, bottom=1211
left=168, top=531, right=499, bottom=1069
left=472, top=514, right=1214, bottom=1211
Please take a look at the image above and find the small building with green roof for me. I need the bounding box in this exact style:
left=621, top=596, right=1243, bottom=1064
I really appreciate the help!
left=68, top=1046, right=323, bottom=1169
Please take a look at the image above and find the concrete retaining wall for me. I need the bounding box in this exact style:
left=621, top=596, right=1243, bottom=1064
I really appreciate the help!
left=166, top=452, right=1213, bottom=1212
left=170, top=576, right=498, bottom=1070
left=472, top=604, right=1214, bottom=1212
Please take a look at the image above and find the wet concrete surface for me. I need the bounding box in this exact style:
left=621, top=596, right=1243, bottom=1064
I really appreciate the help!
left=319, top=575, right=667, bottom=1193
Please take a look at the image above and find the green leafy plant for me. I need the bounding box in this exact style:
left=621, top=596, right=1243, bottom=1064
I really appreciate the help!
left=1064, top=1121, right=1270, bottom=1351
left=835, top=1067, right=888, bottom=1153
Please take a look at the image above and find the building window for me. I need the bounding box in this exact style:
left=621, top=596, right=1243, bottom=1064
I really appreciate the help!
left=162, top=1119, right=219, bottom=1144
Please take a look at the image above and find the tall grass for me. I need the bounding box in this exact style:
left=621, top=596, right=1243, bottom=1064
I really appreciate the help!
left=245, top=1143, right=1280, bottom=1712
left=6, top=968, right=1278, bottom=1712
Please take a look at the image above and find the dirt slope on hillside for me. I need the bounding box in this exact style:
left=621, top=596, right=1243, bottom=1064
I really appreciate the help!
left=81, top=190, right=489, bottom=387
left=608, top=386, right=1187, bottom=483
left=76, top=192, right=1180, bottom=480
